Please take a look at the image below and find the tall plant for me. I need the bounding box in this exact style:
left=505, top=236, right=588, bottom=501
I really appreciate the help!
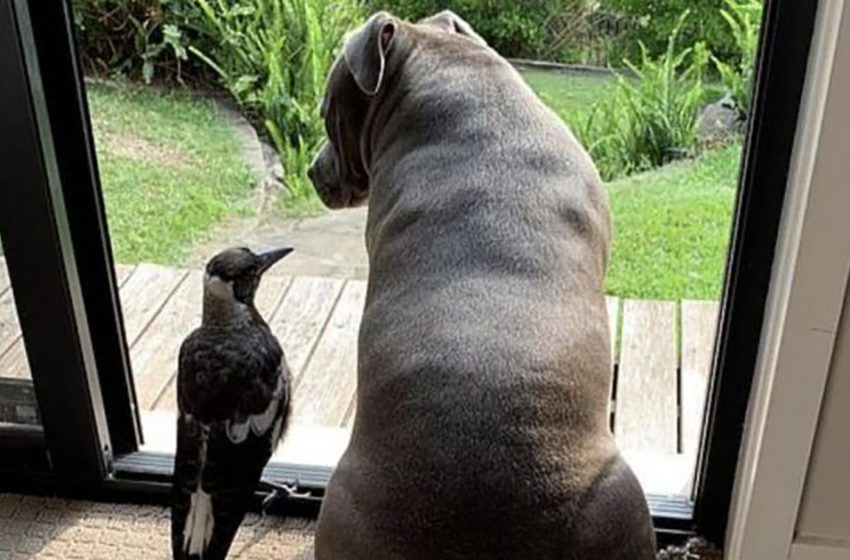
left=572, top=13, right=709, bottom=180
left=711, top=0, right=762, bottom=120
left=190, top=0, right=362, bottom=202
left=72, top=0, right=200, bottom=83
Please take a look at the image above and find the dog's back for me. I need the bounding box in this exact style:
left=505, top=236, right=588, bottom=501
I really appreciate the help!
left=313, top=12, right=656, bottom=559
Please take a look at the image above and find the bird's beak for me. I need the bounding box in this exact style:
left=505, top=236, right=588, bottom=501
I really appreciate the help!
left=257, top=247, right=294, bottom=274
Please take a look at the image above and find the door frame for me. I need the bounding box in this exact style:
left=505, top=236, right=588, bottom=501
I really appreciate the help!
left=0, top=0, right=825, bottom=550
left=725, top=0, right=850, bottom=557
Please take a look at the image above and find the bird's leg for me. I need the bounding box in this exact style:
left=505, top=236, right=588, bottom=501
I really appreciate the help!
left=258, top=477, right=312, bottom=513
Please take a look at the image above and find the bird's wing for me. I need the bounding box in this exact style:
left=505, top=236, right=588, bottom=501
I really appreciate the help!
left=172, top=329, right=291, bottom=560
left=226, top=364, right=291, bottom=445
left=176, top=328, right=288, bottom=423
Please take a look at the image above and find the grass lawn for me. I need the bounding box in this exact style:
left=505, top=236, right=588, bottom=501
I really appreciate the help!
left=88, top=82, right=255, bottom=265
left=523, top=68, right=739, bottom=301
left=520, top=69, right=616, bottom=128
left=85, top=71, right=739, bottom=302
left=522, top=67, right=726, bottom=130
left=605, top=144, right=741, bottom=301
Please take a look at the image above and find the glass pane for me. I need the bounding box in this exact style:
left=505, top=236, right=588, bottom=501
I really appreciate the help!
left=82, top=84, right=259, bottom=449
left=75, top=1, right=761, bottom=496
left=0, top=234, right=39, bottom=426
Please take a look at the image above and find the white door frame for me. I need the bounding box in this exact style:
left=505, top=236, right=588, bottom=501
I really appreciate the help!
left=725, top=0, right=850, bottom=558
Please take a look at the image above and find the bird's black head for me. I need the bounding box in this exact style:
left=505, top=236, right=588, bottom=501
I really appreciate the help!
left=204, top=247, right=293, bottom=306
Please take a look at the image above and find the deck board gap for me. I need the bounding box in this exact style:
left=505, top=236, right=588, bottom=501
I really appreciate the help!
left=290, top=278, right=350, bottom=393
left=265, top=276, right=296, bottom=323
left=127, top=269, right=191, bottom=349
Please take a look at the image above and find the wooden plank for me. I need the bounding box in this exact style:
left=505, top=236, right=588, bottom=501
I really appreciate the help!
left=0, top=335, right=30, bottom=380
left=256, top=276, right=292, bottom=317
left=151, top=276, right=292, bottom=412
left=680, top=300, right=720, bottom=491
left=0, top=290, right=22, bottom=368
left=0, top=257, right=10, bottom=295
left=140, top=409, right=353, bottom=468
left=268, top=276, right=346, bottom=381
left=606, top=297, right=620, bottom=420
left=0, top=263, right=139, bottom=380
left=114, top=264, right=136, bottom=287
left=118, top=264, right=188, bottom=346
left=614, top=299, right=678, bottom=453
left=290, top=280, right=366, bottom=427
left=130, top=271, right=203, bottom=410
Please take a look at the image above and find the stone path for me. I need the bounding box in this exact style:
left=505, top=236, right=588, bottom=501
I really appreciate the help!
left=187, top=100, right=369, bottom=280
left=188, top=207, right=369, bottom=280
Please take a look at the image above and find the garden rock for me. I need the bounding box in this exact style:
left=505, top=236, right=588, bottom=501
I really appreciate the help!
left=699, top=95, right=742, bottom=146
left=262, top=140, right=285, bottom=186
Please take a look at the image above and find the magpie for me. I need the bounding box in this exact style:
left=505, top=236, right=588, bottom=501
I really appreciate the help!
left=171, top=246, right=294, bottom=560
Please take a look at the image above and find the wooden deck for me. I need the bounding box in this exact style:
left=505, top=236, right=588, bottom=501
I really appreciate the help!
left=0, top=258, right=719, bottom=496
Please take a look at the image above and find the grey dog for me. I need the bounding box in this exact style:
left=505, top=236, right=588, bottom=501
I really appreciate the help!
left=307, top=10, right=656, bottom=560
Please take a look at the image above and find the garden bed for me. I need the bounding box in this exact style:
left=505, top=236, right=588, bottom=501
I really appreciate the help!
left=84, top=68, right=741, bottom=302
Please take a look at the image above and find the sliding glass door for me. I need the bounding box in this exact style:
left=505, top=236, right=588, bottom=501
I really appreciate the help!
left=0, top=0, right=822, bottom=548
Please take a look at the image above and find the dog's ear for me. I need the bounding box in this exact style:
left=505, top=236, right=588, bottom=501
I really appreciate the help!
left=418, top=10, right=487, bottom=46
left=344, top=12, right=397, bottom=96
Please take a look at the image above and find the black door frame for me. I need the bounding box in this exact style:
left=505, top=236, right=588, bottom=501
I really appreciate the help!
left=0, top=0, right=821, bottom=548
left=0, top=0, right=113, bottom=478
left=694, top=0, right=820, bottom=544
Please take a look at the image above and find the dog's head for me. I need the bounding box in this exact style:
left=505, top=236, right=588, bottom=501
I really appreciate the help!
left=307, top=10, right=486, bottom=209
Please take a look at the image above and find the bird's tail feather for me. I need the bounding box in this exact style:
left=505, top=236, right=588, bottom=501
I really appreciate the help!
left=184, top=489, right=214, bottom=557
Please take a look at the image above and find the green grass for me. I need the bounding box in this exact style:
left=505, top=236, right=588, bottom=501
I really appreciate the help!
left=88, top=82, right=255, bottom=264
left=86, top=70, right=739, bottom=301
left=523, top=67, right=726, bottom=130
left=521, top=69, right=616, bottom=128
left=523, top=68, right=739, bottom=301
left=605, top=144, right=741, bottom=300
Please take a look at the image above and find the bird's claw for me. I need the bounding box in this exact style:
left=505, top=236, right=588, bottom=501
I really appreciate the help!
left=259, top=479, right=311, bottom=514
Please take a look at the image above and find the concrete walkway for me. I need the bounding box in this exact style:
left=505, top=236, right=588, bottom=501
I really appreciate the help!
left=189, top=207, right=369, bottom=280
left=187, top=101, right=369, bottom=280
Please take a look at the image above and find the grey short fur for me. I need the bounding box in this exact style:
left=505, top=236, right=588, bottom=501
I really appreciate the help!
left=308, top=10, right=656, bottom=559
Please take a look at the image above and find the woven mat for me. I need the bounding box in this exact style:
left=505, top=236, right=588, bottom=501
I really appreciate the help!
left=0, top=493, right=722, bottom=559
left=0, top=493, right=315, bottom=559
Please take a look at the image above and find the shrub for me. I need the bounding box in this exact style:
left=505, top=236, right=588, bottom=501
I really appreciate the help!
left=367, top=0, right=558, bottom=59
left=71, top=0, right=204, bottom=83
left=601, top=0, right=742, bottom=65
left=711, top=0, right=763, bottom=120
left=571, top=14, right=709, bottom=181
left=189, top=0, right=362, bottom=203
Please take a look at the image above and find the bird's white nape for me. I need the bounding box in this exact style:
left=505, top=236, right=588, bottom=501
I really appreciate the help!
left=204, top=273, right=236, bottom=302
left=184, top=488, right=215, bottom=556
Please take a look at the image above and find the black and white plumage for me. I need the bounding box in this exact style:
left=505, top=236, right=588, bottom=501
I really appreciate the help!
left=171, top=246, right=293, bottom=560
